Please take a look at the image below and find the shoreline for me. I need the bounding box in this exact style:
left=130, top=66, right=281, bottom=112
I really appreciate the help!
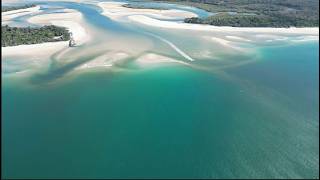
left=128, top=15, right=319, bottom=35
left=2, top=8, right=89, bottom=58
left=97, top=2, right=318, bottom=36
left=2, top=1, right=318, bottom=68
left=98, top=2, right=198, bottom=20
left=2, top=5, right=41, bottom=25
left=2, top=41, right=68, bottom=57
left=27, top=9, right=89, bottom=45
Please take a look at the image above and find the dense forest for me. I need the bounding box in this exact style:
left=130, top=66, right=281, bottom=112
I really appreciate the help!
left=2, top=4, right=37, bottom=12
left=2, top=25, right=70, bottom=47
left=154, top=0, right=319, bottom=27
left=184, top=13, right=319, bottom=27
left=122, top=4, right=168, bottom=10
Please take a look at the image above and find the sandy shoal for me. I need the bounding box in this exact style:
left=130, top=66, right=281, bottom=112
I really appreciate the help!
left=2, top=5, right=41, bottom=22
left=76, top=51, right=130, bottom=70
left=98, top=2, right=197, bottom=20
left=136, top=53, right=189, bottom=65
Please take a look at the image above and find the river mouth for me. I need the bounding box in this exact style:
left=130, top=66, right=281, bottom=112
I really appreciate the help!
left=4, top=0, right=316, bottom=82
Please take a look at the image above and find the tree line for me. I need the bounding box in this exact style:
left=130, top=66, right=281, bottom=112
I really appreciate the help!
left=2, top=25, right=70, bottom=47
left=184, top=13, right=319, bottom=27
left=155, top=0, right=319, bottom=27
left=2, top=4, right=37, bottom=12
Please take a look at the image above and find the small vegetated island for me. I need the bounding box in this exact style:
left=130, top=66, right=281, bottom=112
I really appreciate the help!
left=154, top=0, right=319, bottom=27
left=1, top=4, right=70, bottom=47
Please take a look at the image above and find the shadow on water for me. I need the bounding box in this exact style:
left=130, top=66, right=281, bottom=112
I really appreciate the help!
left=25, top=1, right=157, bottom=85
left=27, top=1, right=141, bottom=85
left=29, top=50, right=105, bottom=85
left=27, top=1, right=252, bottom=85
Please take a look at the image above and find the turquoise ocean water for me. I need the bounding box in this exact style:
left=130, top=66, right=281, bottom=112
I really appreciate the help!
left=2, top=43, right=319, bottom=178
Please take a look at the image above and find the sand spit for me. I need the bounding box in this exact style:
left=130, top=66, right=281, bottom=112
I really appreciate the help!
left=28, top=9, right=89, bottom=44
left=3, top=9, right=89, bottom=58
left=76, top=52, right=130, bottom=70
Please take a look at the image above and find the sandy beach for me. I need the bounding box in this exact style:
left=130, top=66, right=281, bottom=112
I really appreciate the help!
left=96, top=1, right=319, bottom=48
left=97, top=2, right=319, bottom=37
left=2, top=5, right=41, bottom=25
left=128, top=15, right=319, bottom=35
left=2, top=42, right=67, bottom=58
left=2, top=8, right=89, bottom=58
left=28, top=9, right=89, bottom=44
left=98, top=2, right=197, bottom=20
left=2, top=0, right=319, bottom=69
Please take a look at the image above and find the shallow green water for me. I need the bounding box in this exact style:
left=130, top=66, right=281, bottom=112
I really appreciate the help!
left=2, top=42, right=319, bottom=178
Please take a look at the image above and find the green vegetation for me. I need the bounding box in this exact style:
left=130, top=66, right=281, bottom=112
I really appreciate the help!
left=154, top=0, right=319, bottom=27
left=2, top=25, right=70, bottom=47
left=2, top=4, right=37, bottom=12
left=184, top=13, right=319, bottom=27
left=122, top=4, right=169, bottom=10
